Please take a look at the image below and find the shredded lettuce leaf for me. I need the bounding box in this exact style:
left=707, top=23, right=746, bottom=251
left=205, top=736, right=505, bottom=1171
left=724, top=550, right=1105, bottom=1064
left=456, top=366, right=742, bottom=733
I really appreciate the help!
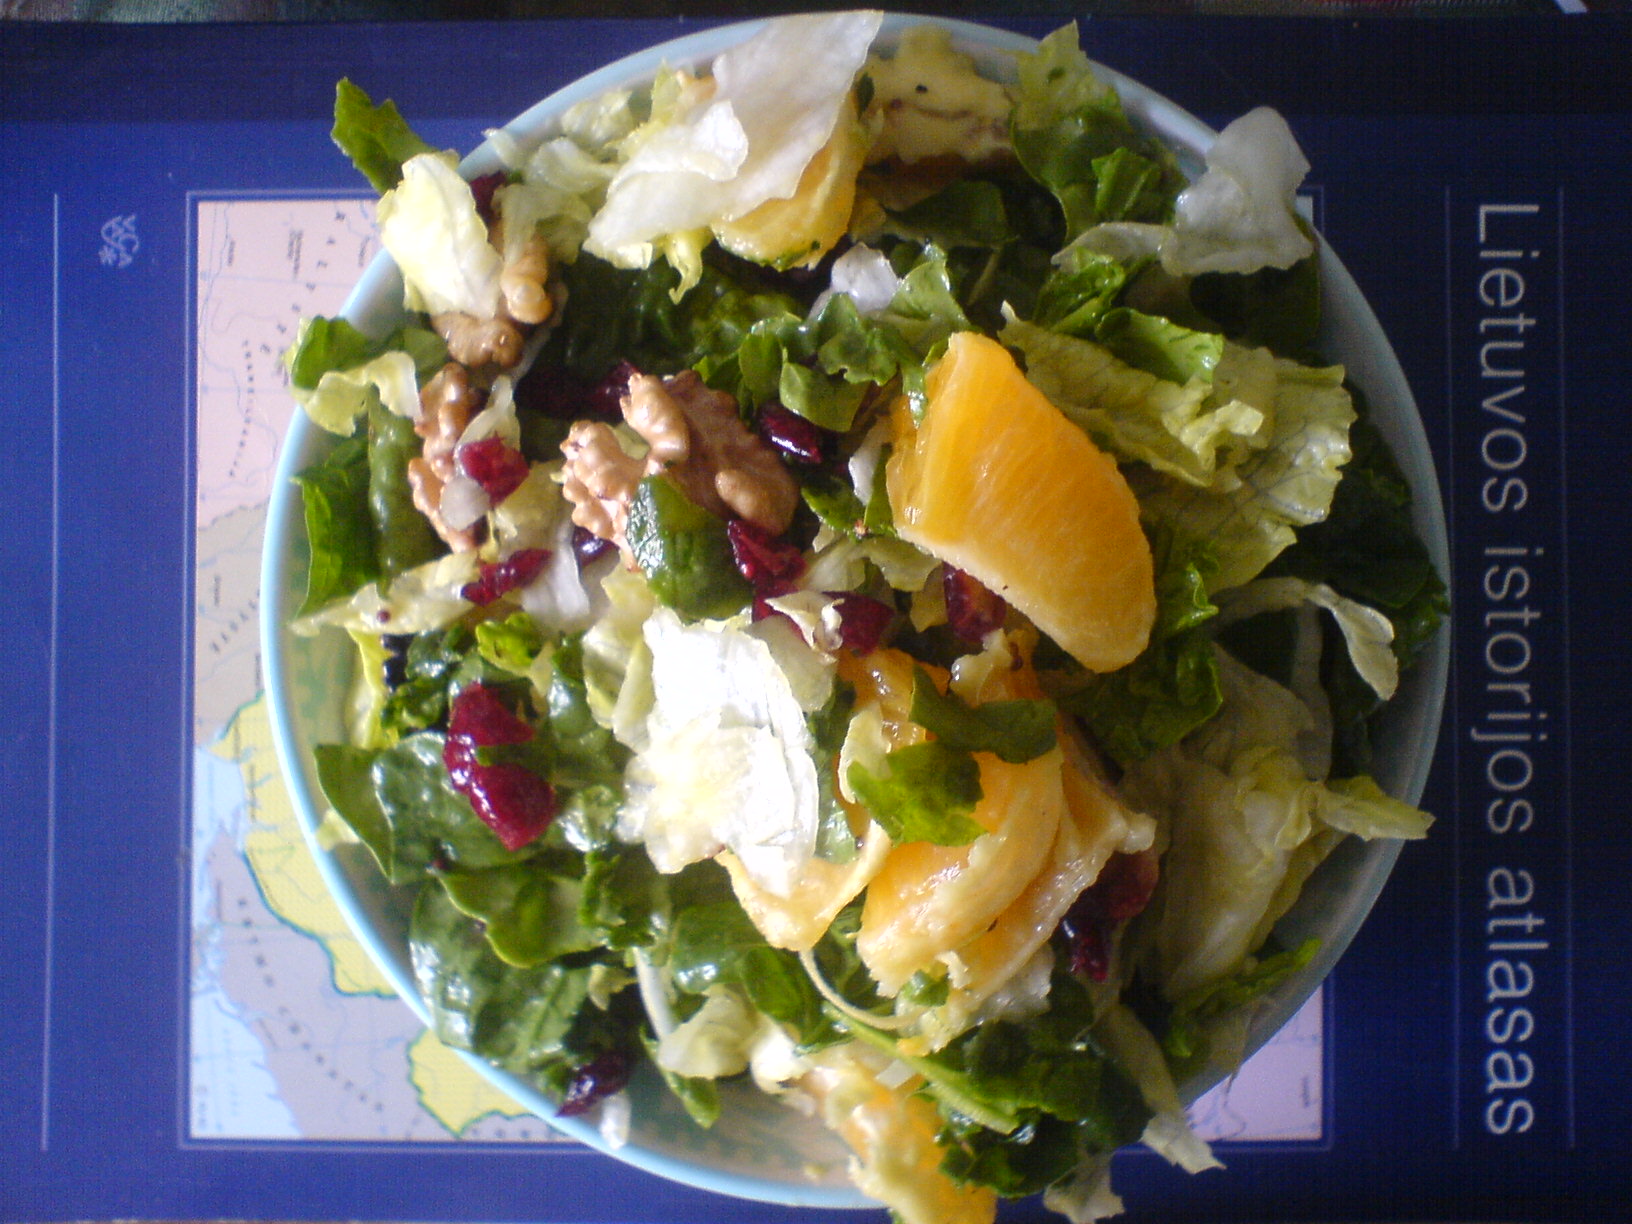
left=378, top=151, right=504, bottom=318
left=1003, top=312, right=1271, bottom=490
left=1009, top=24, right=1181, bottom=242
left=1129, top=357, right=1357, bottom=591
left=585, top=11, right=882, bottom=292
left=908, top=666, right=1057, bottom=764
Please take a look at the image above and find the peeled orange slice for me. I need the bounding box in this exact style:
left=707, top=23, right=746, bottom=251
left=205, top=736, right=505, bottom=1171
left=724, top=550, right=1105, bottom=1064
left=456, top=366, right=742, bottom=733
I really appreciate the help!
left=802, top=1045, right=997, bottom=1224
left=713, top=98, right=868, bottom=271
left=846, top=645, right=1063, bottom=997
left=886, top=332, right=1156, bottom=672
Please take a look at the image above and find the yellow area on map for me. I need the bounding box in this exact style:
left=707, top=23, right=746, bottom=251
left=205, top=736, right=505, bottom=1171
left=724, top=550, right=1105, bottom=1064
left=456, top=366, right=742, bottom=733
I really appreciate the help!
left=216, top=692, right=535, bottom=1130
left=408, top=1029, right=535, bottom=1132
left=215, top=694, right=395, bottom=996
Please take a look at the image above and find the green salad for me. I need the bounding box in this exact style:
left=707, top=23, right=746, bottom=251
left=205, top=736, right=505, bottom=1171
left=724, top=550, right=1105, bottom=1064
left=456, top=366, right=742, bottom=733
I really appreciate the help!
left=280, top=12, right=1444, bottom=1222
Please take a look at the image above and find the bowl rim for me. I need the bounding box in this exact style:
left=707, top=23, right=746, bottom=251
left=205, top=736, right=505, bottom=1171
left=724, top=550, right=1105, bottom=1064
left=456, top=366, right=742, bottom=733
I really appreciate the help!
left=260, top=9, right=1450, bottom=1210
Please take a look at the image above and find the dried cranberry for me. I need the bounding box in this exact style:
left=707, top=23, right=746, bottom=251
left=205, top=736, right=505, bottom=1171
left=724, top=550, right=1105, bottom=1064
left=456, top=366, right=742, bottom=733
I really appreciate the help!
left=460, top=548, right=552, bottom=606
left=828, top=593, right=895, bottom=656
left=727, top=519, right=806, bottom=596
left=443, top=684, right=555, bottom=851
left=447, top=683, right=535, bottom=749
left=587, top=360, right=641, bottom=422
left=757, top=402, right=827, bottom=466
left=557, top=1049, right=633, bottom=1117
left=1094, top=849, right=1161, bottom=922
left=1058, top=850, right=1160, bottom=982
left=573, top=525, right=615, bottom=566
left=458, top=436, right=531, bottom=504
left=511, top=362, right=577, bottom=420
left=462, top=763, right=555, bottom=852
left=468, top=171, right=506, bottom=224
left=1060, top=892, right=1113, bottom=981
left=943, top=567, right=1008, bottom=642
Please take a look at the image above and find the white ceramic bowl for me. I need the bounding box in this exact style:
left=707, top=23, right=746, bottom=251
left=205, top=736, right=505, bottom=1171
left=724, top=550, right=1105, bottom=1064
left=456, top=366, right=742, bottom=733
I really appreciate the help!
left=261, top=13, right=1450, bottom=1212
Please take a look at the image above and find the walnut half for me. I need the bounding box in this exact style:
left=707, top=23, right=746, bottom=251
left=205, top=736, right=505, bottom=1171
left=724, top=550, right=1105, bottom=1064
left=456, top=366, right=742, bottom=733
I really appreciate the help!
left=560, top=420, right=644, bottom=558
left=559, top=370, right=800, bottom=559
left=625, top=371, right=799, bottom=535
left=431, top=311, right=525, bottom=371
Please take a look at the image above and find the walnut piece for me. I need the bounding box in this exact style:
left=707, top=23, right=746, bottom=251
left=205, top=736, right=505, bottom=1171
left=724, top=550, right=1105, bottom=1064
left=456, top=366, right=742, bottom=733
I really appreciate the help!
left=620, top=373, right=690, bottom=470
left=407, top=362, right=483, bottom=552
left=560, top=420, right=644, bottom=557
left=490, top=208, right=557, bottom=327
left=500, top=232, right=554, bottom=326
left=431, top=311, right=525, bottom=371
left=627, top=371, right=800, bottom=535
left=559, top=371, right=801, bottom=563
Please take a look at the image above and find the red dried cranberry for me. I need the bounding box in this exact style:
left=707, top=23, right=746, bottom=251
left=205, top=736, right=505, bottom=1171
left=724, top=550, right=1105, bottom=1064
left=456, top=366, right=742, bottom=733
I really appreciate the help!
left=463, top=762, right=555, bottom=852
left=458, top=436, right=531, bottom=504
left=727, top=519, right=806, bottom=596
left=828, top=593, right=894, bottom=656
left=460, top=548, right=552, bottom=606
left=572, top=525, right=615, bottom=566
left=757, top=402, right=827, bottom=466
left=511, top=362, right=579, bottom=420
left=468, top=171, right=506, bottom=224
left=557, top=1049, right=633, bottom=1117
left=1058, top=850, right=1160, bottom=982
left=1094, top=849, right=1160, bottom=922
left=943, top=567, right=1008, bottom=642
left=587, top=360, right=641, bottom=422
left=448, top=683, right=535, bottom=748
left=442, top=731, right=478, bottom=791
left=1060, top=892, right=1113, bottom=981
left=443, top=684, right=555, bottom=851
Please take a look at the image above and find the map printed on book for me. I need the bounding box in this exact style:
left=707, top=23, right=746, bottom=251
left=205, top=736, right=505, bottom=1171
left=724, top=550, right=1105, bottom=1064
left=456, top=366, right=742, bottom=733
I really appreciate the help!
left=185, top=194, right=1325, bottom=1148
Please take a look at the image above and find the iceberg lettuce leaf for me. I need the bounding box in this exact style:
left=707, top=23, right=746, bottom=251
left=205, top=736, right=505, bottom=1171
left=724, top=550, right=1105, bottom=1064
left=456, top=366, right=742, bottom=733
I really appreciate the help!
left=585, top=11, right=881, bottom=284
left=1062, top=107, right=1313, bottom=280
left=1263, top=415, right=1449, bottom=772
left=377, top=151, right=504, bottom=318
left=1216, top=576, right=1399, bottom=701
left=1130, top=356, right=1355, bottom=591
left=1001, top=314, right=1268, bottom=490
left=1321, top=774, right=1434, bottom=840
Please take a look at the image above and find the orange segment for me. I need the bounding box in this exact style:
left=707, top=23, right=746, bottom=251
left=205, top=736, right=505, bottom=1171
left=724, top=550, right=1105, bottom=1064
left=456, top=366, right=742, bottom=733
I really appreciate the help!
left=886, top=331, right=1156, bottom=672
left=803, top=1046, right=997, bottom=1224
left=836, top=646, right=933, bottom=749
left=721, top=816, right=889, bottom=952
left=722, top=648, right=927, bottom=952
left=916, top=732, right=1142, bottom=1047
left=844, top=643, right=1063, bottom=997
left=713, top=98, right=867, bottom=271
left=857, top=749, right=1064, bottom=996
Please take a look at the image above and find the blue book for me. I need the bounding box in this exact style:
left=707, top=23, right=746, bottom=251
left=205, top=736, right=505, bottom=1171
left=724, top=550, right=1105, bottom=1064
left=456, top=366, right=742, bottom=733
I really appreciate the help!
left=2, top=13, right=1628, bottom=1223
